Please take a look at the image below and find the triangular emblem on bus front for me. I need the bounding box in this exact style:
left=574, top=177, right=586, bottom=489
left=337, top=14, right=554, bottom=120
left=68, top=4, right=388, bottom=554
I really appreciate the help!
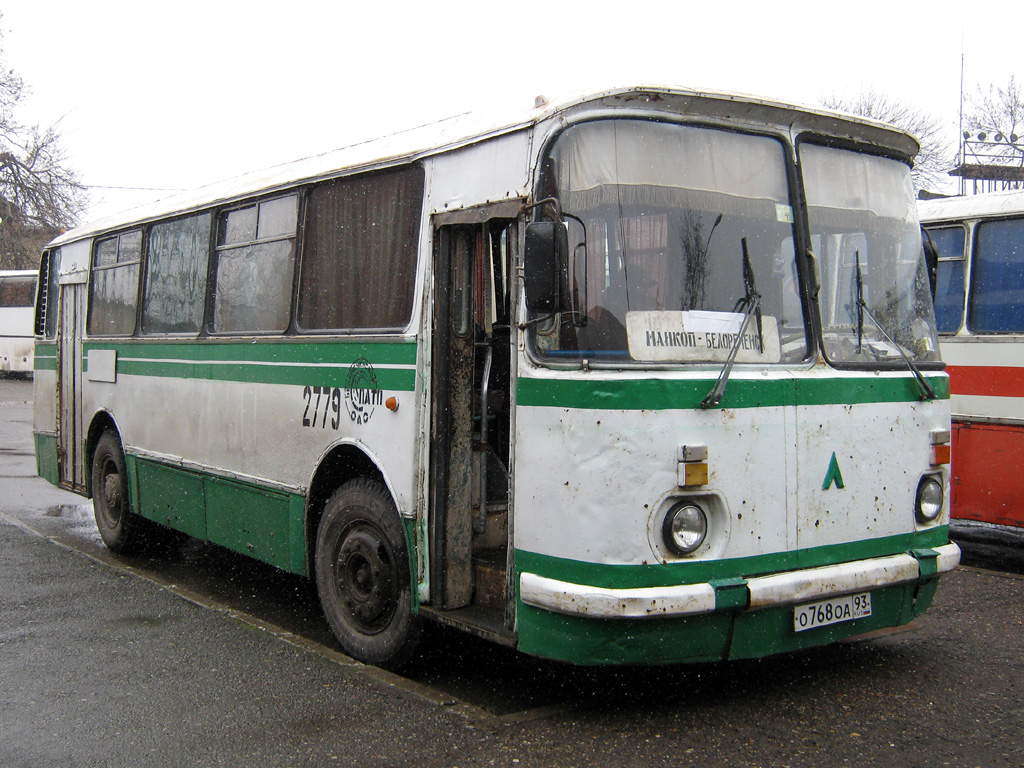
left=822, top=452, right=845, bottom=490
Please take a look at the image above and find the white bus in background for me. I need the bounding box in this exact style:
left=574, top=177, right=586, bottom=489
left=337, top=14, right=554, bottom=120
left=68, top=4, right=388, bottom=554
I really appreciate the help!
left=0, top=269, right=37, bottom=374
left=34, top=86, right=958, bottom=669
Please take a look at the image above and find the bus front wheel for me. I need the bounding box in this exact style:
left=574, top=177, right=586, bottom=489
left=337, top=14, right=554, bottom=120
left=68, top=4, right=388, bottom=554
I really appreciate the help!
left=92, top=431, right=142, bottom=554
left=315, top=479, right=422, bottom=670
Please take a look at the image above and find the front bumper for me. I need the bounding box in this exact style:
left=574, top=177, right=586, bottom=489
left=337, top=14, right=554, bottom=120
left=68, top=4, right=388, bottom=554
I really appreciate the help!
left=520, top=543, right=960, bottom=619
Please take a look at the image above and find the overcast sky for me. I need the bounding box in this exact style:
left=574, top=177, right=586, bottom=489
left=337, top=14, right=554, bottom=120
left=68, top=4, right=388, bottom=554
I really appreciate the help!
left=3, top=1, right=1019, bottom=223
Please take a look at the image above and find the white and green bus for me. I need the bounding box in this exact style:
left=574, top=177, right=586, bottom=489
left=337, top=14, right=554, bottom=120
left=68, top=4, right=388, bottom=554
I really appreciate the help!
left=33, top=86, right=959, bottom=669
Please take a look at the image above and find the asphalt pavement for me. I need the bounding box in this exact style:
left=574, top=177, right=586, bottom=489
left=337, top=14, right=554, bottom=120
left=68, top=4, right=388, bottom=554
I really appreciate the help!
left=2, top=375, right=1022, bottom=768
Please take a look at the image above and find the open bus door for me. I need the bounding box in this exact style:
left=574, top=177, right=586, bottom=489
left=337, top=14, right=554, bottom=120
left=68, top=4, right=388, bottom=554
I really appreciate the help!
left=428, top=213, right=515, bottom=640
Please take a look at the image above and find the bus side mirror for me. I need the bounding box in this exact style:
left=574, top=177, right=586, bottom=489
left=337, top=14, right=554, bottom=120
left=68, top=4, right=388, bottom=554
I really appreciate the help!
left=524, top=221, right=568, bottom=312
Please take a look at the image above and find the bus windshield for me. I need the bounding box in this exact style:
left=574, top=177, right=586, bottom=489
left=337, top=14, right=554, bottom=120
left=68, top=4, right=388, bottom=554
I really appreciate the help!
left=801, top=144, right=940, bottom=366
left=531, top=119, right=809, bottom=366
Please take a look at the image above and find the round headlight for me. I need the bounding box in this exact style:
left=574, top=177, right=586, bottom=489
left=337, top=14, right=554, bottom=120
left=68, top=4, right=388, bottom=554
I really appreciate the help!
left=663, top=503, right=708, bottom=555
left=915, top=475, right=943, bottom=524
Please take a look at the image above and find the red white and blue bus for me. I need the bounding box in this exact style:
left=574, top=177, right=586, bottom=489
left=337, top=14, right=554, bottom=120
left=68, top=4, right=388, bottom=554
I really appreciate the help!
left=920, top=190, right=1024, bottom=533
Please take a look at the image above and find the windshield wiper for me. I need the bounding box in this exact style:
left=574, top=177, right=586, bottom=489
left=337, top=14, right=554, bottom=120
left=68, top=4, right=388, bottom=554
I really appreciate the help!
left=855, top=251, right=865, bottom=353
left=742, top=238, right=764, bottom=353
left=701, top=238, right=762, bottom=409
left=853, top=253, right=936, bottom=401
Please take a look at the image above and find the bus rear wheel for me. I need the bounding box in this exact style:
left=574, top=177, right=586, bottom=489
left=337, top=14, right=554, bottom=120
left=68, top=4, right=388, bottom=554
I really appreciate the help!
left=92, top=431, right=143, bottom=554
left=315, top=479, right=421, bottom=670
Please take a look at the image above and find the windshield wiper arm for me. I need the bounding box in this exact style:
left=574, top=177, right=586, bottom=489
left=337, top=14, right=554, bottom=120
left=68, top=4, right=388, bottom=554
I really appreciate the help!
left=742, top=238, right=764, bottom=353
left=853, top=255, right=936, bottom=401
left=701, top=238, right=761, bottom=409
left=855, top=251, right=865, bottom=353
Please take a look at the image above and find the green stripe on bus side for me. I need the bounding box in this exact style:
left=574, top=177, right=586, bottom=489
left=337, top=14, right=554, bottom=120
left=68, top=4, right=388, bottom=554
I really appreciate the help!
left=515, top=374, right=949, bottom=410
left=34, top=342, right=57, bottom=371
left=83, top=339, right=418, bottom=390
left=128, top=454, right=309, bottom=577
left=793, top=375, right=950, bottom=406
left=85, top=339, right=418, bottom=365
left=113, top=358, right=417, bottom=390
left=401, top=516, right=421, bottom=614
left=515, top=526, right=950, bottom=590
left=33, top=433, right=60, bottom=485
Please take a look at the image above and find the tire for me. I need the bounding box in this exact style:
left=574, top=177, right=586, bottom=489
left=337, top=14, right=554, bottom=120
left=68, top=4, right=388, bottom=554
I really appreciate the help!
left=91, top=430, right=143, bottom=554
left=315, top=479, right=422, bottom=670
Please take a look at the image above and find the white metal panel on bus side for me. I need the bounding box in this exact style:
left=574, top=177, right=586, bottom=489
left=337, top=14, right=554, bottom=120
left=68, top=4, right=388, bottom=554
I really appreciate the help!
left=0, top=306, right=33, bottom=330
left=918, top=190, right=1024, bottom=224
left=0, top=305, right=34, bottom=372
left=940, top=335, right=1024, bottom=422
left=512, top=377, right=792, bottom=567
left=0, top=336, right=33, bottom=372
left=33, top=368, right=58, bottom=435
left=424, top=132, right=532, bottom=216
left=792, top=387, right=951, bottom=554
left=55, top=240, right=91, bottom=282
left=80, top=361, right=421, bottom=516
left=513, top=370, right=946, bottom=569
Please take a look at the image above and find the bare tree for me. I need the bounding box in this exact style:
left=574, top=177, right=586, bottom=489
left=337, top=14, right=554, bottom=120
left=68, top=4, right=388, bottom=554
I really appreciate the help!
left=0, top=18, right=88, bottom=269
left=965, top=75, right=1024, bottom=165
left=820, top=90, right=955, bottom=193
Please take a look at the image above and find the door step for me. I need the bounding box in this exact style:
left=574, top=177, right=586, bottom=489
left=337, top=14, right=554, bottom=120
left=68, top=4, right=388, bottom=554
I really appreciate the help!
left=473, top=554, right=507, bottom=612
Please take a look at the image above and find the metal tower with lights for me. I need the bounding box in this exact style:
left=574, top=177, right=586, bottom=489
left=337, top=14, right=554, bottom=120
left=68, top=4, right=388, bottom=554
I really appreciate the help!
left=953, top=130, right=1024, bottom=195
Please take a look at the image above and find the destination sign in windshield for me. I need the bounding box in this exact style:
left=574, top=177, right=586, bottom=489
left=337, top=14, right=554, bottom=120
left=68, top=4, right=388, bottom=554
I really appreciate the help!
left=626, top=310, right=781, bottom=363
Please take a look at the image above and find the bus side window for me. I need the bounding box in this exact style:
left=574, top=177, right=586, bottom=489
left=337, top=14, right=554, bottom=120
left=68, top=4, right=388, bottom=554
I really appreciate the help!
left=297, top=165, right=424, bottom=332
left=0, top=273, right=37, bottom=310
left=212, top=195, right=297, bottom=334
left=88, top=231, right=142, bottom=336
left=969, top=217, right=1024, bottom=333
left=925, top=225, right=967, bottom=334
left=142, top=213, right=212, bottom=335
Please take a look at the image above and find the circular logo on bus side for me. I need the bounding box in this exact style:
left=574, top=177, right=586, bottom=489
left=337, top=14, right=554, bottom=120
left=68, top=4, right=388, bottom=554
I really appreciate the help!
left=344, top=358, right=383, bottom=425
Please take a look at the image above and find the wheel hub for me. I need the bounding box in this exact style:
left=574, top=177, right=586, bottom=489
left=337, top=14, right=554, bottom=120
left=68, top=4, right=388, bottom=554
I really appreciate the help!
left=100, top=463, right=124, bottom=523
left=337, top=525, right=396, bottom=633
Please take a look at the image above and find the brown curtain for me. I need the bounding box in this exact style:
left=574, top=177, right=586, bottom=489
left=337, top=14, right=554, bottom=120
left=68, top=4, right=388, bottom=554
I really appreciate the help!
left=299, top=164, right=424, bottom=331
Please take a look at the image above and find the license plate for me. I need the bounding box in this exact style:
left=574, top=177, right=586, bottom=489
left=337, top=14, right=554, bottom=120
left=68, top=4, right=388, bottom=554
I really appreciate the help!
left=793, top=592, right=872, bottom=632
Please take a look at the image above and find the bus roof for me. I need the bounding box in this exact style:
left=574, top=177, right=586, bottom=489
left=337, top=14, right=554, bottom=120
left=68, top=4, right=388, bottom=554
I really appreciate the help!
left=919, top=190, right=1024, bottom=223
left=50, top=85, right=921, bottom=248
